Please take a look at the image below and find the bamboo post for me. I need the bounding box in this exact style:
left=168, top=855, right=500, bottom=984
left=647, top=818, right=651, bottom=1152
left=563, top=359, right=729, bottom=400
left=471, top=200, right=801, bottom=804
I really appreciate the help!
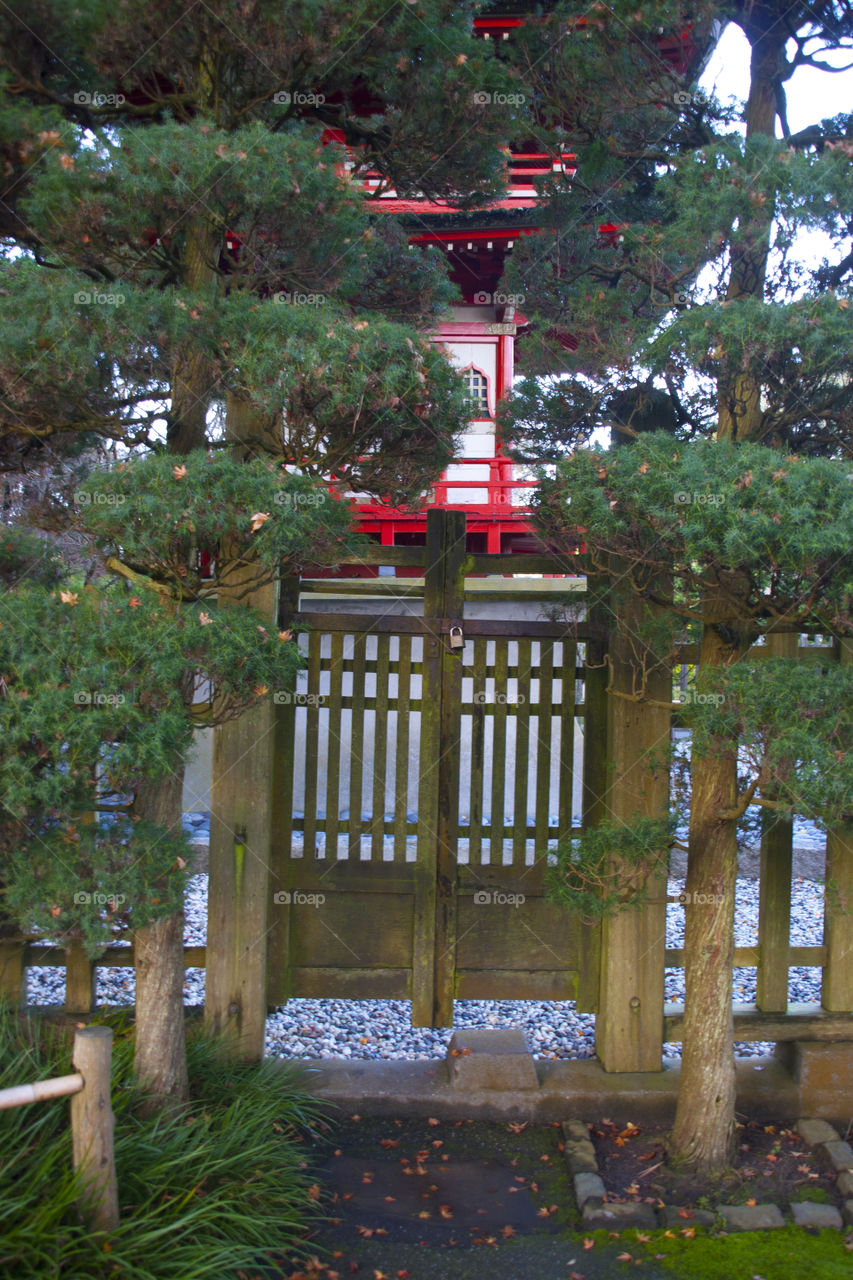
left=70, top=1025, right=119, bottom=1232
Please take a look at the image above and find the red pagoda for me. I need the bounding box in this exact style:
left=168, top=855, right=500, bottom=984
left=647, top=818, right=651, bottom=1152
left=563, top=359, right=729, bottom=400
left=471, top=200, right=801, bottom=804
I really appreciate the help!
left=320, top=6, right=708, bottom=563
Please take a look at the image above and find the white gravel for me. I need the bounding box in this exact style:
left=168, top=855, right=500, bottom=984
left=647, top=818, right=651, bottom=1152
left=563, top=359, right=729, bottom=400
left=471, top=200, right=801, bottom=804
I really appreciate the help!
left=26, top=866, right=826, bottom=1063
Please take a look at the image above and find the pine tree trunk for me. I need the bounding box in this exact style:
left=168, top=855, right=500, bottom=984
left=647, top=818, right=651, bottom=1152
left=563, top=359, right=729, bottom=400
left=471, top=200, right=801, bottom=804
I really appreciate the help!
left=168, top=217, right=220, bottom=455
left=668, top=602, right=750, bottom=1174
left=716, top=23, right=784, bottom=443
left=132, top=768, right=189, bottom=1111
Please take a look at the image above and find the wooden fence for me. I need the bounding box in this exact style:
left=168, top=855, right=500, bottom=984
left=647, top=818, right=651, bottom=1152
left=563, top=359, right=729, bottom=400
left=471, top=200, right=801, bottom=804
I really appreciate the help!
left=0, top=1024, right=118, bottom=1230
left=1, top=510, right=851, bottom=1073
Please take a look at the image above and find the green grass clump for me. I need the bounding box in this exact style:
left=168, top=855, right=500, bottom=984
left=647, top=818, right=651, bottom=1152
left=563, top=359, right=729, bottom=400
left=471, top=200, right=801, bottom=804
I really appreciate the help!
left=0, top=1007, right=326, bottom=1279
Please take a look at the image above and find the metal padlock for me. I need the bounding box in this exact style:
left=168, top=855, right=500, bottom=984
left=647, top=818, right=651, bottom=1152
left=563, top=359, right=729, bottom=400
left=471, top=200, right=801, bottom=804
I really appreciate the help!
left=449, top=625, right=464, bottom=651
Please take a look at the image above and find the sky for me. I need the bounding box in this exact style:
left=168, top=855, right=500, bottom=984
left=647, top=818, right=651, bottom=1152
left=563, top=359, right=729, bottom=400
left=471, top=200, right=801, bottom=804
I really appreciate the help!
left=701, top=21, right=853, bottom=130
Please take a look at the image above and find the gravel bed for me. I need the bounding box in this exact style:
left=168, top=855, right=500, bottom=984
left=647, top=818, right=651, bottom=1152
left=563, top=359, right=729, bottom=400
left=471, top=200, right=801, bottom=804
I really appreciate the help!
left=25, top=865, right=826, bottom=1064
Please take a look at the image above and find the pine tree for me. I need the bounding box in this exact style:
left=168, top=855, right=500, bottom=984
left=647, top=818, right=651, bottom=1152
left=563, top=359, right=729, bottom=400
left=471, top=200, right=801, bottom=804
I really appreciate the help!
left=502, top=1, right=853, bottom=1173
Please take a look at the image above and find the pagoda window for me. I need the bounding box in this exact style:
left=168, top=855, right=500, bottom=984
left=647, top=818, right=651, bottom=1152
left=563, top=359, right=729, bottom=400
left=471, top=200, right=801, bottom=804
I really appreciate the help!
left=461, top=365, right=491, bottom=417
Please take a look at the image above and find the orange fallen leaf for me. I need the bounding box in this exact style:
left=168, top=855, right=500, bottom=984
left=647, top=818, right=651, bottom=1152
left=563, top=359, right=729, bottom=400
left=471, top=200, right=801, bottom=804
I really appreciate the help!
left=417, top=1210, right=431, bottom=1219
left=583, top=1238, right=596, bottom=1249
left=681, top=1227, right=696, bottom=1238
left=617, top=1253, right=632, bottom=1262
left=427, top=1117, right=440, bottom=1126
left=172, top=464, right=187, bottom=480
left=500, top=1225, right=516, bottom=1238
left=438, top=1205, right=453, bottom=1219
left=250, top=511, right=270, bottom=532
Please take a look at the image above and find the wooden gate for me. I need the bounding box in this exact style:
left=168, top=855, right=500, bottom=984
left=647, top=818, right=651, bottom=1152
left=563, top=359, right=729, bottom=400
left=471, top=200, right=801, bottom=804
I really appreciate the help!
left=267, top=510, right=604, bottom=1026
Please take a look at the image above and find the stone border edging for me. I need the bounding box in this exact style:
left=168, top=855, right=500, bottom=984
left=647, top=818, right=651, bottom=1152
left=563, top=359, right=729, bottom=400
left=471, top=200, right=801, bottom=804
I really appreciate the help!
left=562, top=1117, right=852, bottom=1232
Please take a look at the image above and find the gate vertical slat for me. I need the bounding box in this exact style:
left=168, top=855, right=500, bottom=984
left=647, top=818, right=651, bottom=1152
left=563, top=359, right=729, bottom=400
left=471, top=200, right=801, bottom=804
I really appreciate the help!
left=348, top=632, right=367, bottom=859
left=490, top=641, right=509, bottom=862
left=513, top=639, right=533, bottom=865
left=393, top=635, right=412, bottom=862
left=324, top=632, right=344, bottom=858
left=558, top=641, right=577, bottom=840
left=302, top=633, right=322, bottom=857
left=371, top=636, right=389, bottom=861
left=469, top=637, right=488, bottom=866
left=535, top=642, right=554, bottom=856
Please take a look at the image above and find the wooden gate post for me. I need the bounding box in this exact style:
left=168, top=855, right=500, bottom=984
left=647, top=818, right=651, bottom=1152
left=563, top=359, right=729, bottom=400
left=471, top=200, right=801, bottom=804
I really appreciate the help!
left=0, top=939, right=25, bottom=1006
left=71, top=1025, right=119, bottom=1232
left=756, top=631, right=797, bottom=1012
left=413, top=509, right=467, bottom=1027
left=576, top=575, right=608, bottom=1013
left=596, top=579, right=671, bottom=1072
left=267, top=574, right=301, bottom=1008
left=65, top=940, right=97, bottom=1015
left=823, top=637, right=853, bottom=1012
left=205, top=575, right=278, bottom=1060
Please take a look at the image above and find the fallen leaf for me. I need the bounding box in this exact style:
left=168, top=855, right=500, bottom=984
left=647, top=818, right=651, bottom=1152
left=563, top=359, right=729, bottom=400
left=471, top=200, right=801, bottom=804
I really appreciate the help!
left=379, top=1139, right=399, bottom=1149
left=583, top=1237, right=595, bottom=1250
left=508, top=1121, right=528, bottom=1134
left=681, top=1227, right=696, bottom=1238
left=617, top=1253, right=632, bottom=1262
left=250, top=511, right=270, bottom=532
left=278, top=629, right=293, bottom=641
left=500, top=1225, right=516, bottom=1238
left=636, top=1232, right=651, bottom=1242
left=172, top=464, right=188, bottom=480
left=427, top=1118, right=440, bottom=1126
left=438, top=1205, right=453, bottom=1219
left=59, top=590, right=79, bottom=606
